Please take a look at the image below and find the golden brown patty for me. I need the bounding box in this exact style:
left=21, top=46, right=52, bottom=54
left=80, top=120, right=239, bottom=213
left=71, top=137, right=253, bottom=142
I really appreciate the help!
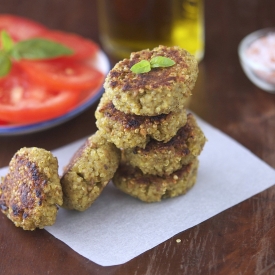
left=95, top=93, right=188, bottom=149
left=104, top=45, right=198, bottom=116
left=0, top=147, right=62, bottom=230
left=113, top=158, right=199, bottom=203
left=123, top=113, right=206, bottom=176
left=60, top=131, right=120, bottom=211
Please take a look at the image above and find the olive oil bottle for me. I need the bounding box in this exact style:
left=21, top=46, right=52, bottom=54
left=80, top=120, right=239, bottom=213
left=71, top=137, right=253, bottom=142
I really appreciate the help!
left=97, top=0, right=204, bottom=61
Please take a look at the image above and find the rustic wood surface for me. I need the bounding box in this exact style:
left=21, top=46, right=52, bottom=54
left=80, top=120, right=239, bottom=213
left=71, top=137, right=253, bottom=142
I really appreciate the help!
left=1, top=0, right=275, bottom=274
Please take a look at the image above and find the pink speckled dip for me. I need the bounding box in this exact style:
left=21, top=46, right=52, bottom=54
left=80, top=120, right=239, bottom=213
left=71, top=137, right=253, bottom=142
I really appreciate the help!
left=238, top=28, right=275, bottom=93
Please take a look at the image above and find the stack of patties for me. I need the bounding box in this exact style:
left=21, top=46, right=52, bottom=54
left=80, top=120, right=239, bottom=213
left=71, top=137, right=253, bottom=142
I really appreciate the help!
left=95, top=45, right=206, bottom=202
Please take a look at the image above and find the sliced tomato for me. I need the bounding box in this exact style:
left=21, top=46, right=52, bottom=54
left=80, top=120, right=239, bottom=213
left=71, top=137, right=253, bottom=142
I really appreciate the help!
left=0, top=14, right=47, bottom=43
left=18, top=59, right=104, bottom=91
left=36, top=30, right=99, bottom=60
left=0, top=15, right=103, bottom=125
left=0, top=64, right=79, bottom=123
left=0, top=119, right=8, bottom=125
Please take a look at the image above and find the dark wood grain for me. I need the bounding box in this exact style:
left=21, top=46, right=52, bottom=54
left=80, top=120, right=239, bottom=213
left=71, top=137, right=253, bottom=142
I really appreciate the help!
left=1, top=1, right=275, bottom=274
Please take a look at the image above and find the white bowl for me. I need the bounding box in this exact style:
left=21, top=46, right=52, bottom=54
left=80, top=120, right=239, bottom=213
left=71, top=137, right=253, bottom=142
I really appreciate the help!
left=238, top=28, right=275, bottom=93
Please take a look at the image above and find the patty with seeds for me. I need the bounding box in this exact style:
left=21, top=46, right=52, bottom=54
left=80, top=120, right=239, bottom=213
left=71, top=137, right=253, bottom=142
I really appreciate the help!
left=95, top=93, right=188, bottom=149
left=123, top=113, right=206, bottom=176
left=0, top=147, right=62, bottom=230
left=104, top=45, right=198, bottom=116
left=60, top=132, right=120, bottom=211
left=113, top=158, right=199, bottom=203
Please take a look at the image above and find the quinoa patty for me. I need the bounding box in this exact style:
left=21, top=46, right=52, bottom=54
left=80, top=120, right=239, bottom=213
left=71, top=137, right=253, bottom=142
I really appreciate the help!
left=104, top=45, right=198, bottom=116
left=123, top=113, right=206, bottom=176
left=0, top=147, right=62, bottom=230
left=60, top=132, right=120, bottom=211
left=113, top=158, right=199, bottom=203
left=95, top=93, right=188, bottom=149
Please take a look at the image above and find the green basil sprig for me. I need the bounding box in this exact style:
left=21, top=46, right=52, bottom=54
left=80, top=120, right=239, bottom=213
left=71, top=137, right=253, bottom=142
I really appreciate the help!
left=130, top=60, right=151, bottom=74
left=130, top=56, right=175, bottom=74
left=0, top=51, right=11, bottom=77
left=150, top=56, right=175, bottom=68
left=11, top=38, right=73, bottom=60
left=1, top=31, right=14, bottom=52
left=0, top=30, right=74, bottom=77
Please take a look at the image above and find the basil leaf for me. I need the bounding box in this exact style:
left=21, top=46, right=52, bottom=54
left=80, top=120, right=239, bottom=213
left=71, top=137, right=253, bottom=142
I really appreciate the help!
left=0, top=51, right=11, bottom=77
left=130, top=60, right=151, bottom=74
left=10, top=38, right=74, bottom=60
left=1, top=31, right=14, bottom=52
left=150, top=56, right=175, bottom=68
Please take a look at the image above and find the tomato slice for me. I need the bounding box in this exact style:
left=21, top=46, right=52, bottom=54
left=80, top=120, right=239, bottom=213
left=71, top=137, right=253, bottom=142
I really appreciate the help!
left=0, top=14, right=47, bottom=43
left=0, top=64, right=79, bottom=123
left=0, top=15, right=103, bottom=125
left=18, top=59, right=104, bottom=91
left=36, top=30, right=99, bottom=60
left=0, top=119, right=8, bottom=125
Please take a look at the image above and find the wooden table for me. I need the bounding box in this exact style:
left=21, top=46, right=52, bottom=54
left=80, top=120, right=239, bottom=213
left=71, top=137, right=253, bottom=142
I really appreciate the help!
left=1, top=1, right=275, bottom=274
